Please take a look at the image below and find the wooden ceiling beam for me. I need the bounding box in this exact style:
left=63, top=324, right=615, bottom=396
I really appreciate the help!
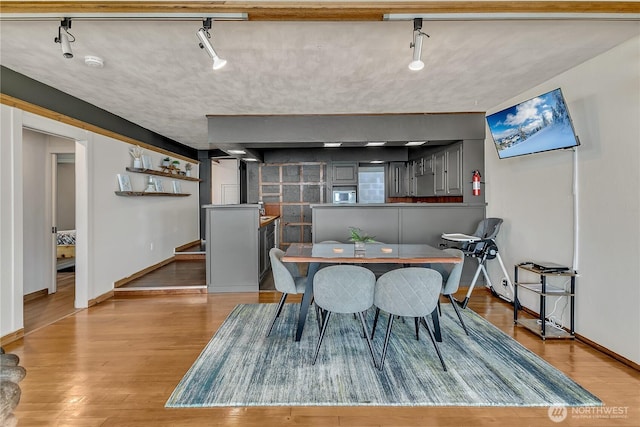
left=1, top=2, right=638, bottom=21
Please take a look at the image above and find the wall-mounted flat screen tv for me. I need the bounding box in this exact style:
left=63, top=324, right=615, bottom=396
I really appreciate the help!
left=487, top=88, right=580, bottom=159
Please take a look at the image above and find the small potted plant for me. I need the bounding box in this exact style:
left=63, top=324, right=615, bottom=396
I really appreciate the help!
left=348, top=227, right=376, bottom=251
left=129, top=145, right=144, bottom=169
left=162, top=157, right=171, bottom=167
left=185, top=162, right=193, bottom=177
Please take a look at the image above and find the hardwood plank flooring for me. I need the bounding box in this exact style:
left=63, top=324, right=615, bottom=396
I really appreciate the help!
left=117, top=260, right=206, bottom=289
left=23, top=271, right=81, bottom=334
left=6, top=284, right=639, bottom=426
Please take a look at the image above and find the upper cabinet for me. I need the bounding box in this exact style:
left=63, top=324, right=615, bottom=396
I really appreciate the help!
left=409, top=141, right=463, bottom=197
left=415, top=154, right=435, bottom=197
left=331, top=161, right=358, bottom=185
left=445, top=143, right=463, bottom=195
left=387, top=161, right=408, bottom=197
left=434, top=142, right=463, bottom=196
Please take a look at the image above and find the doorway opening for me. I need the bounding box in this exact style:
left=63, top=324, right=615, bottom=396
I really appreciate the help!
left=22, top=129, right=80, bottom=333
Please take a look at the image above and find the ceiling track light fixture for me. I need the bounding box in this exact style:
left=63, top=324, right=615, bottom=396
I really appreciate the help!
left=54, top=17, right=74, bottom=59
left=197, top=18, right=227, bottom=70
left=409, top=18, right=429, bottom=71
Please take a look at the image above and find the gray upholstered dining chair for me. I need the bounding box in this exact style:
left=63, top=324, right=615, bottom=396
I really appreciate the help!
left=432, top=248, right=469, bottom=335
left=372, top=267, right=447, bottom=371
left=266, top=247, right=307, bottom=338
left=312, top=265, right=377, bottom=368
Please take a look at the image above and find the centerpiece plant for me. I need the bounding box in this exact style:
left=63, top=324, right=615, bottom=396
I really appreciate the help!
left=348, top=227, right=375, bottom=250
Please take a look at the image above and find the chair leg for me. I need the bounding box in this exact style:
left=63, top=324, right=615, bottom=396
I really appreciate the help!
left=431, top=307, right=442, bottom=342
left=266, top=293, right=288, bottom=337
left=315, top=305, right=323, bottom=333
left=437, top=299, right=442, bottom=316
left=422, top=316, right=447, bottom=371
left=414, top=317, right=420, bottom=340
left=371, top=307, right=381, bottom=339
left=357, top=311, right=378, bottom=369
left=313, top=311, right=332, bottom=365
left=448, top=294, right=469, bottom=335
left=379, top=314, right=395, bottom=371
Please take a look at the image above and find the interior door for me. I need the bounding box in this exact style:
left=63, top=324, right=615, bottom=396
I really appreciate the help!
left=211, top=159, right=240, bottom=204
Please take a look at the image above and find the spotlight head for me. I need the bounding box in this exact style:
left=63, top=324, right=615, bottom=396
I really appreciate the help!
left=408, top=60, right=424, bottom=71
left=54, top=17, right=74, bottom=59
left=59, top=32, right=73, bottom=59
left=197, top=25, right=226, bottom=70
left=408, top=21, right=428, bottom=72
left=212, top=56, right=227, bottom=70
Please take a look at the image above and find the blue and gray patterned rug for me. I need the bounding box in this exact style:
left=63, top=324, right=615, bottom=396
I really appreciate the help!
left=166, top=303, right=601, bottom=407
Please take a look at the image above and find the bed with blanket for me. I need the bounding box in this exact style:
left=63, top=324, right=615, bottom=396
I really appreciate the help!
left=56, top=230, right=75, bottom=270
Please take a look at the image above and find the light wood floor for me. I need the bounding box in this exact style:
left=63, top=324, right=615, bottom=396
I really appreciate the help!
left=24, top=271, right=81, bottom=334
left=6, top=281, right=639, bottom=426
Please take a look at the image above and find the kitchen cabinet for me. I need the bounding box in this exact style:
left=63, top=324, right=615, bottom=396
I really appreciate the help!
left=415, top=154, right=435, bottom=197
left=446, top=143, right=463, bottom=195
left=205, top=204, right=260, bottom=293
left=407, top=161, right=417, bottom=196
left=387, top=162, right=408, bottom=197
left=435, top=142, right=463, bottom=196
left=331, top=162, right=358, bottom=185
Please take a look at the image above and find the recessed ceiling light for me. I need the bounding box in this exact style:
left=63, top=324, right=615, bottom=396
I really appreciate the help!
left=228, top=149, right=246, bottom=154
left=324, top=143, right=341, bottom=148
left=370, top=160, right=384, bottom=163
left=405, top=141, right=425, bottom=146
left=366, top=142, right=386, bottom=147
left=244, top=158, right=258, bottom=162
left=84, top=55, right=104, bottom=68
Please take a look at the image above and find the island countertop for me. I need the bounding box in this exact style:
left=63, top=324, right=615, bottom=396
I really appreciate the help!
left=310, top=202, right=486, bottom=208
left=259, top=215, right=279, bottom=228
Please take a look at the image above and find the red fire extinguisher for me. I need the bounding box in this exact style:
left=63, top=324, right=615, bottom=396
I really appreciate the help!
left=472, top=170, right=482, bottom=196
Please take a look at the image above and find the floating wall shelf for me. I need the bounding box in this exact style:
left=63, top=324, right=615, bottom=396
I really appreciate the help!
left=126, top=167, right=202, bottom=182
left=115, top=191, right=190, bottom=197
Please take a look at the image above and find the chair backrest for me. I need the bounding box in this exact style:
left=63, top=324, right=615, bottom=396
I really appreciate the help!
left=374, top=268, right=442, bottom=318
left=473, top=217, right=503, bottom=240
left=439, top=249, right=465, bottom=295
left=313, top=265, right=376, bottom=314
left=269, top=248, right=300, bottom=294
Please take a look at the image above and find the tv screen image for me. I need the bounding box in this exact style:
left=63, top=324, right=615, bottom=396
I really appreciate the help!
left=486, top=88, right=579, bottom=159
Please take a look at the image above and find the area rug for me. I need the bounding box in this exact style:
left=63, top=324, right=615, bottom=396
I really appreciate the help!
left=166, top=303, right=601, bottom=407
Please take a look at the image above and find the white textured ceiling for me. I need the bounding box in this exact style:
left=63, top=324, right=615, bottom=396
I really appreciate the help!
left=1, top=18, right=638, bottom=150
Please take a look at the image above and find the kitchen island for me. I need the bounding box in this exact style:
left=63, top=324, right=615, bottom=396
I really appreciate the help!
left=312, top=203, right=486, bottom=283
left=312, top=203, right=486, bottom=246
left=204, top=204, right=279, bottom=293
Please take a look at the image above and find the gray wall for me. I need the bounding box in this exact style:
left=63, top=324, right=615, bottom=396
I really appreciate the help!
left=208, top=113, right=485, bottom=145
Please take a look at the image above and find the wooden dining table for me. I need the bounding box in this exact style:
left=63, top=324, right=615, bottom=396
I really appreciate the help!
left=282, top=242, right=462, bottom=342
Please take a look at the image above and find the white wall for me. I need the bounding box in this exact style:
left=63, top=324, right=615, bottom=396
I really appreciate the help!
left=22, top=130, right=50, bottom=295
left=1, top=105, right=200, bottom=338
left=88, top=133, right=200, bottom=298
left=1, top=106, right=24, bottom=337
left=485, top=35, right=640, bottom=363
